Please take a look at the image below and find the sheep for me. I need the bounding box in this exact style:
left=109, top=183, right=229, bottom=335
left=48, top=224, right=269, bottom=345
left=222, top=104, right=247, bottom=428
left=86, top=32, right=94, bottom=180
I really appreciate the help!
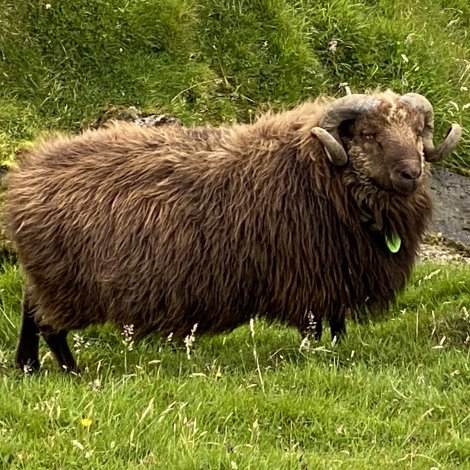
left=5, top=90, right=462, bottom=373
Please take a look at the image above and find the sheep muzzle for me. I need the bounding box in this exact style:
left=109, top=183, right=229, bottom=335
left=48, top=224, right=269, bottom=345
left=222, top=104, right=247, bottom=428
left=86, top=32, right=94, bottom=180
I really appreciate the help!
left=390, top=160, right=423, bottom=194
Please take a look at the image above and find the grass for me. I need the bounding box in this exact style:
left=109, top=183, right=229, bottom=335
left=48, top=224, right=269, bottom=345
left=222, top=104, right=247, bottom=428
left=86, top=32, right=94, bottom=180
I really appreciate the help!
left=0, top=261, right=469, bottom=468
left=0, top=0, right=469, bottom=168
left=0, top=1, right=469, bottom=467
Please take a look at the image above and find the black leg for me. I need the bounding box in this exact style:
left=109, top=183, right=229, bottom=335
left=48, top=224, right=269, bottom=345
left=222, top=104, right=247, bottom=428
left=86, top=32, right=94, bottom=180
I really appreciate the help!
left=329, top=314, right=346, bottom=343
left=41, top=328, right=80, bottom=373
left=313, top=316, right=323, bottom=341
left=15, top=289, right=40, bottom=372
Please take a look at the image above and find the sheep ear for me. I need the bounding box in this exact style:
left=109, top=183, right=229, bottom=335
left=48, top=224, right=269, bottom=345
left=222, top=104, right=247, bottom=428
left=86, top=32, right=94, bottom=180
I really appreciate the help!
left=311, top=127, right=348, bottom=165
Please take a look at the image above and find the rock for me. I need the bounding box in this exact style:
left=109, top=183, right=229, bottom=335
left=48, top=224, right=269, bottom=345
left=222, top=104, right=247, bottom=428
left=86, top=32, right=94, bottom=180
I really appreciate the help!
left=95, top=106, right=181, bottom=129
left=428, top=167, right=470, bottom=248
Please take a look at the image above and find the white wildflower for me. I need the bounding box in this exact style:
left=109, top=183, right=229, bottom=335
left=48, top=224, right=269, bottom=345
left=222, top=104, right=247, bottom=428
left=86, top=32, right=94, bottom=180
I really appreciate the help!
left=184, top=323, right=198, bottom=360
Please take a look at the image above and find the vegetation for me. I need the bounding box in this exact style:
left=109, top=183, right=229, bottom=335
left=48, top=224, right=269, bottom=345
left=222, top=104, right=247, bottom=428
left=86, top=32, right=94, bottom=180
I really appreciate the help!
left=0, top=1, right=469, bottom=468
left=0, top=263, right=469, bottom=468
left=0, top=0, right=469, bottom=168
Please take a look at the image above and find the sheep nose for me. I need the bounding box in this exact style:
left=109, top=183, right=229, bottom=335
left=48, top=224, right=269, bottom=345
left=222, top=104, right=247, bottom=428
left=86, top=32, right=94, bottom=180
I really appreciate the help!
left=391, top=162, right=422, bottom=193
left=399, top=167, right=422, bottom=181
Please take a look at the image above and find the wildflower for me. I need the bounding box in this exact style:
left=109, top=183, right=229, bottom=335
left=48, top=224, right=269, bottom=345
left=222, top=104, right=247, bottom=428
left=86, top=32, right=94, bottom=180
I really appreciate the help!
left=73, top=333, right=90, bottom=353
left=404, top=33, right=415, bottom=45
left=0, top=350, right=7, bottom=369
left=462, top=306, right=469, bottom=321
left=123, top=323, right=134, bottom=338
left=88, top=378, right=102, bottom=391
left=80, top=417, right=92, bottom=428
left=339, top=82, right=351, bottom=95
left=184, top=323, right=198, bottom=360
left=328, top=39, right=338, bottom=53
left=299, top=336, right=311, bottom=352
left=121, top=324, right=135, bottom=352
left=72, top=440, right=84, bottom=450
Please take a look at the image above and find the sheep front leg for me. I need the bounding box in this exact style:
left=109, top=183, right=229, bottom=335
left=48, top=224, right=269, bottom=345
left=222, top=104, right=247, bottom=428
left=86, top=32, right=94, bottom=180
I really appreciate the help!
left=329, top=313, right=346, bottom=343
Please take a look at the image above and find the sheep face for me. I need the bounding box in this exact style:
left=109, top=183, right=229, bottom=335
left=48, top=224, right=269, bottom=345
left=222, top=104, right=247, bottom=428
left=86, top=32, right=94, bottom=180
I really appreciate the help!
left=342, top=101, right=426, bottom=194
left=311, top=92, right=461, bottom=190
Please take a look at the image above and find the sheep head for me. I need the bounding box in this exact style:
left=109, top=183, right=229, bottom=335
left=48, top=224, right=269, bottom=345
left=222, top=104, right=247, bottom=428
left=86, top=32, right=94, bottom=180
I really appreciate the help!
left=311, top=92, right=462, bottom=194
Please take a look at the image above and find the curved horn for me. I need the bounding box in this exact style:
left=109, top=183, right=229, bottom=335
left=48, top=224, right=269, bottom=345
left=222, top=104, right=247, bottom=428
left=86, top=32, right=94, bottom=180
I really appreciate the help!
left=425, top=123, right=462, bottom=162
left=312, top=94, right=381, bottom=166
left=318, top=94, right=381, bottom=131
left=311, top=127, right=348, bottom=165
left=399, top=93, right=462, bottom=162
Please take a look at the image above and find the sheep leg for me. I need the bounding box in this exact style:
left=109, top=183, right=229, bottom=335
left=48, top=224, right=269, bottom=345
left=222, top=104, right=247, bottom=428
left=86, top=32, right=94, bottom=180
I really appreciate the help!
left=15, top=290, right=40, bottom=372
left=329, top=315, right=346, bottom=343
left=313, top=316, right=323, bottom=340
left=40, top=328, right=80, bottom=373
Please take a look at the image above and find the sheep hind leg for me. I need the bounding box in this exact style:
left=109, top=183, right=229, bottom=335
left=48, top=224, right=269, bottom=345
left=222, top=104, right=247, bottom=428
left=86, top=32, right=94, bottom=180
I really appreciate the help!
left=40, top=328, right=80, bottom=374
left=15, top=290, right=40, bottom=373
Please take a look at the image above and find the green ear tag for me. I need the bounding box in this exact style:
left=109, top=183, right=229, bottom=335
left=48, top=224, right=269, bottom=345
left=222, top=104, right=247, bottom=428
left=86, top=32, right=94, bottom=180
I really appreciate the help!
left=385, top=233, right=401, bottom=253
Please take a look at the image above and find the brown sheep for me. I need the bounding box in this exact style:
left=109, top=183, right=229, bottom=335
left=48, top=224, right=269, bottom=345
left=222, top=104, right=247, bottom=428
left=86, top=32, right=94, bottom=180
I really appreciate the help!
left=5, top=90, right=462, bottom=372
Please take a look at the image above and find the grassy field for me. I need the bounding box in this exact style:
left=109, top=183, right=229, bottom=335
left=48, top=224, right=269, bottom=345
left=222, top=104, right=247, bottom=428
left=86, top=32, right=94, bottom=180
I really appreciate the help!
left=0, top=0, right=469, bottom=169
left=1, top=0, right=470, bottom=468
left=0, top=262, right=469, bottom=469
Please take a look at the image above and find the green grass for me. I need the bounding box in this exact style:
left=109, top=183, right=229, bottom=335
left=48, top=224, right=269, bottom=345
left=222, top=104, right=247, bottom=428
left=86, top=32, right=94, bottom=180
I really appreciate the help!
left=0, top=2, right=470, bottom=467
left=0, top=261, right=469, bottom=468
left=0, top=0, right=469, bottom=168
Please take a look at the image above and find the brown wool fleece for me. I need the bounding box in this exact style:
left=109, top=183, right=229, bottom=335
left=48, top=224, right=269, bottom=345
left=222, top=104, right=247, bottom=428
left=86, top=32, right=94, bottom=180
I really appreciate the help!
left=5, top=92, right=433, bottom=340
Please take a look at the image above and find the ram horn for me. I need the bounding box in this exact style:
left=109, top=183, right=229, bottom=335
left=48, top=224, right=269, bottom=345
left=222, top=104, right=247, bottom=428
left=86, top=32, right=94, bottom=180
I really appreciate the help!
left=311, top=127, right=348, bottom=165
left=399, top=93, right=462, bottom=162
left=311, top=94, right=381, bottom=165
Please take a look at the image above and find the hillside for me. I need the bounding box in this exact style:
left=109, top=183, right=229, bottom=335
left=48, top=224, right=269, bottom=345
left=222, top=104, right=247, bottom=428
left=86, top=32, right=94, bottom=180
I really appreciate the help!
left=1, top=0, right=469, bottom=169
